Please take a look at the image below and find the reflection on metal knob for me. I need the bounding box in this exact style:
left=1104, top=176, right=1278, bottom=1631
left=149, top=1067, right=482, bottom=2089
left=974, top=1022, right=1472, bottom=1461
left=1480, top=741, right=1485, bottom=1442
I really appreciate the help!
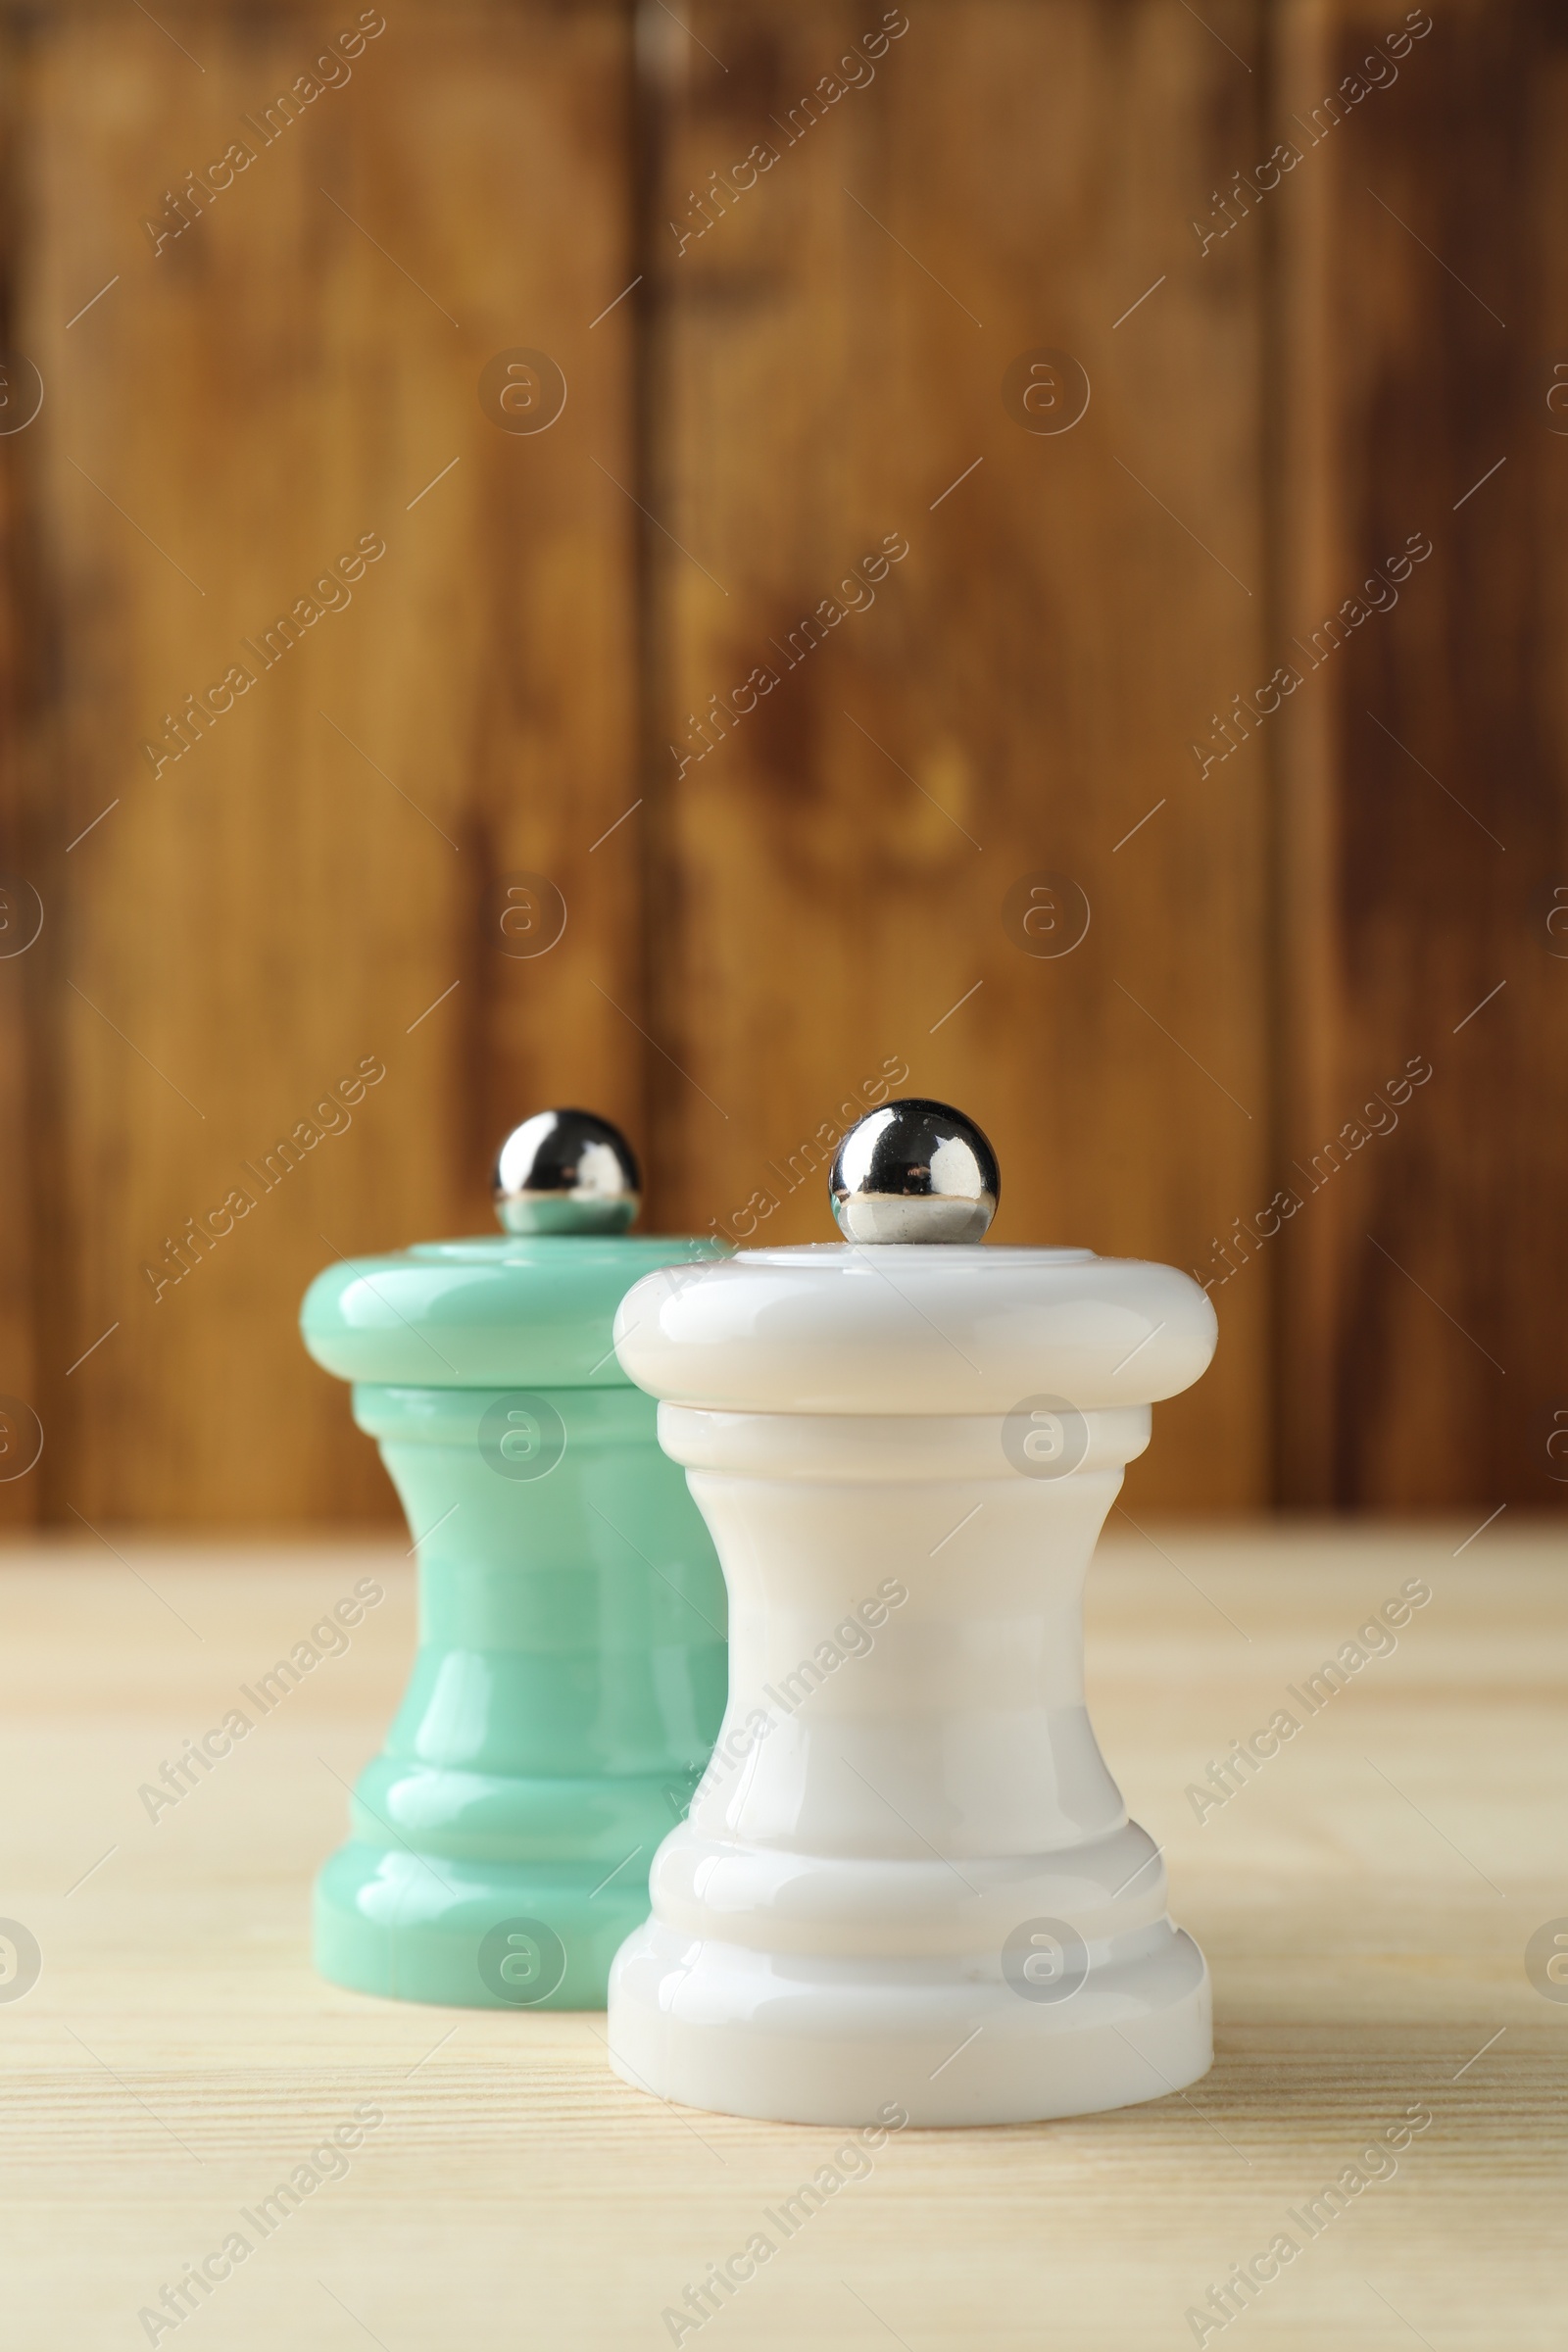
left=493, top=1109, right=640, bottom=1236
left=829, top=1099, right=999, bottom=1244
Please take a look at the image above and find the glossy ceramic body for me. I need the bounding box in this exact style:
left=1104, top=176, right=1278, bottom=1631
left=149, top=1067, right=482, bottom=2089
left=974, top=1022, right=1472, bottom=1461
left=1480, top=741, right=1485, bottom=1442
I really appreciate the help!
left=301, top=1236, right=727, bottom=2009
left=608, top=1243, right=1218, bottom=2123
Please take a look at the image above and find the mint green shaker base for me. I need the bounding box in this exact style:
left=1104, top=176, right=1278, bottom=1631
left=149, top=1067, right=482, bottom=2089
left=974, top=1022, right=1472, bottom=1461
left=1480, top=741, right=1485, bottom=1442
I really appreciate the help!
left=315, top=1843, right=666, bottom=2010
left=300, top=1237, right=728, bottom=2013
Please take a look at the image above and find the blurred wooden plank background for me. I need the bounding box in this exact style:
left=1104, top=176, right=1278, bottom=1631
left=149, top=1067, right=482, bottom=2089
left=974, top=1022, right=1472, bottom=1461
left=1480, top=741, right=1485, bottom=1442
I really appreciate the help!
left=642, top=0, right=1269, bottom=1510
left=0, top=0, right=645, bottom=1526
left=1276, top=0, right=1564, bottom=1509
left=0, top=0, right=1556, bottom=1524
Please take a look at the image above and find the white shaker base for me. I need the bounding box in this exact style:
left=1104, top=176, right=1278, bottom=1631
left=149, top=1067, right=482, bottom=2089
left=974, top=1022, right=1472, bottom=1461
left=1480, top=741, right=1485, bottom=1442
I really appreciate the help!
left=610, top=1917, right=1210, bottom=2128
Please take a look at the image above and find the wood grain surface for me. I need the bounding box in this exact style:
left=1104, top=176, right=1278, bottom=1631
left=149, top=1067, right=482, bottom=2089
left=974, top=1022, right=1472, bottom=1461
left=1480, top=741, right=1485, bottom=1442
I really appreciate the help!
left=0, top=2, right=644, bottom=1525
left=1275, top=0, right=1568, bottom=1510
left=1, top=1523, right=1561, bottom=2349
left=0, top=0, right=1561, bottom=1522
left=641, top=0, right=1270, bottom=1510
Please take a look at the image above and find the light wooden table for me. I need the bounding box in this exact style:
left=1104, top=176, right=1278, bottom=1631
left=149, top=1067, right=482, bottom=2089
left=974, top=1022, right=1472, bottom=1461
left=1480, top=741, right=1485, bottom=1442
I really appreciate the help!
left=3, top=1523, right=1563, bottom=2350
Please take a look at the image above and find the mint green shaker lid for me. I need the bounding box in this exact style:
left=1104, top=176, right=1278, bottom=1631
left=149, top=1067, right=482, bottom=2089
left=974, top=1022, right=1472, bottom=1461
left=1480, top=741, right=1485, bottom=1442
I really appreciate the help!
left=299, top=1108, right=725, bottom=1388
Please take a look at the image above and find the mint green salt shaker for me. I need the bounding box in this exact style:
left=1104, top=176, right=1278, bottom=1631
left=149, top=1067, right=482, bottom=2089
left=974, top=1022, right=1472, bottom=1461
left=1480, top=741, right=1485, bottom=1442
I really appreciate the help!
left=300, top=1110, right=727, bottom=2009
